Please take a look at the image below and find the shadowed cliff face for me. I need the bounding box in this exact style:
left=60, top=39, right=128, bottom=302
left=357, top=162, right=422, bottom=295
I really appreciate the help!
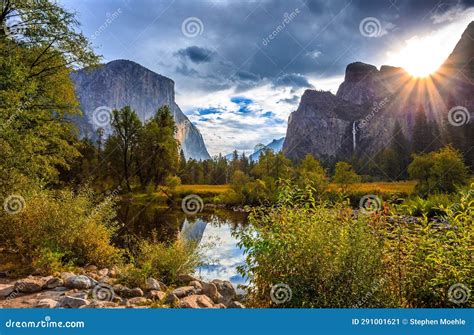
left=70, top=59, right=210, bottom=161
left=283, top=21, right=474, bottom=163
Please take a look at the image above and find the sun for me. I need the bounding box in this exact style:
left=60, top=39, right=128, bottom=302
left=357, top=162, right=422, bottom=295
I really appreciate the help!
left=385, top=35, right=449, bottom=78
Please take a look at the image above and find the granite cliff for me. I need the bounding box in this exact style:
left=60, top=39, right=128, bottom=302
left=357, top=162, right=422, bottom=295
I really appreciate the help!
left=71, top=60, right=210, bottom=161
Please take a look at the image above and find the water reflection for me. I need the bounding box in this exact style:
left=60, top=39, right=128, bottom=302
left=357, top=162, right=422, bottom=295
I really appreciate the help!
left=117, top=202, right=248, bottom=286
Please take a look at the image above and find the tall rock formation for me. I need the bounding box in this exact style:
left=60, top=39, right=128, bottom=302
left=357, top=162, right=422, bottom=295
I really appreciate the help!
left=283, top=22, right=473, bottom=164
left=70, top=60, right=210, bottom=161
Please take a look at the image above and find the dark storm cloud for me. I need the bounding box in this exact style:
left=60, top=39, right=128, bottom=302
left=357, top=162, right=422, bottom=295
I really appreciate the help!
left=62, top=0, right=474, bottom=94
left=272, top=73, right=314, bottom=88
left=176, top=46, right=216, bottom=63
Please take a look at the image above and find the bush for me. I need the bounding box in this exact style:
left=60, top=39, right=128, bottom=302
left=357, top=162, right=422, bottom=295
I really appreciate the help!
left=387, top=185, right=473, bottom=307
left=118, top=237, right=203, bottom=288
left=408, top=146, right=469, bottom=195
left=236, top=185, right=394, bottom=308
left=0, top=186, right=121, bottom=272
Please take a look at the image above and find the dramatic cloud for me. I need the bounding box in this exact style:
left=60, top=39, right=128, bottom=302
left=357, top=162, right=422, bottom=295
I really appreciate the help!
left=176, top=46, right=216, bottom=63
left=60, top=0, right=474, bottom=155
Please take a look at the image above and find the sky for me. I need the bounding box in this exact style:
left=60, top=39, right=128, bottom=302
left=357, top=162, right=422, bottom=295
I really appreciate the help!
left=60, top=0, right=474, bottom=156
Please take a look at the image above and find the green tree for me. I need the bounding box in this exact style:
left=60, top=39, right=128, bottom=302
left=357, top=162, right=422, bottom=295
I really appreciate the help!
left=333, top=161, right=361, bottom=191
left=408, top=146, right=469, bottom=195
left=109, top=106, right=142, bottom=191
left=136, top=106, right=179, bottom=188
left=412, top=105, right=431, bottom=154
left=296, top=154, right=328, bottom=193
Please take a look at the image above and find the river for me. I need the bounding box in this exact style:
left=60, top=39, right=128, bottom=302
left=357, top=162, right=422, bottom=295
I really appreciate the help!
left=116, top=202, right=249, bottom=288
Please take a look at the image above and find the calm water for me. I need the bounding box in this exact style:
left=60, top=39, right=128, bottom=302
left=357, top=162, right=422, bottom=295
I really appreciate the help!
left=116, top=202, right=249, bottom=287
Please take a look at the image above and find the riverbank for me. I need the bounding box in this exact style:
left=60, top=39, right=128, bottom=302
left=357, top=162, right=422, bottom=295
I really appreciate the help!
left=0, top=268, right=245, bottom=309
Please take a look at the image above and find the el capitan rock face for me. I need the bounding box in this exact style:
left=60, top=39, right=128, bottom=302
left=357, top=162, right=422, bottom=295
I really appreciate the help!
left=283, top=22, right=474, bottom=163
left=70, top=60, right=210, bottom=161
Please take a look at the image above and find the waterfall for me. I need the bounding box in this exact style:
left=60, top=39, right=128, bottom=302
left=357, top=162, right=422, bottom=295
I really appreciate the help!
left=352, top=121, right=356, bottom=152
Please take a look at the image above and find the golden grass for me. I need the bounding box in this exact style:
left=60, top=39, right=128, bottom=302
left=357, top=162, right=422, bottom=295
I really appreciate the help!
left=174, top=184, right=231, bottom=194
left=328, top=180, right=416, bottom=194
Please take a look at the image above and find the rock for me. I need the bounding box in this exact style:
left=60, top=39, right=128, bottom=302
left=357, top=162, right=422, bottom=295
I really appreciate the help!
left=36, top=298, right=59, bottom=308
left=60, top=272, right=75, bottom=280
left=146, top=278, right=163, bottom=291
left=189, top=280, right=202, bottom=290
left=177, top=274, right=198, bottom=284
left=179, top=295, right=215, bottom=308
left=85, top=301, right=117, bottom=308
left=14, top=277, right=44, bottom=293
left=0, top=271, right=9, bottom=278
left=215, top=303, right=227, bottom=308
left=120, top=287, right=143, bottom=298
left=44, top=277, right=63, bottom=289
left=59, top=296, right=90, bottom=308
left=165, top=293, right=179, bottom=305
left=70, top=60, right=211, bottom=161
left=84, top=265, right=98, bottom=272
left=201, top=282, right=222, bottom=303
left=146, top=290, right=167, bottom=302
left=228, top=301, right=245, bottom=308
left=98, top=268, right=109, bottom=277
left=112, top=284, right=126, bottom=294
left=0, top=284, right=15, bottom=298
left=64, top=275, right=94, bottom=289
left=211, top=280, right=236, bottom=303
left=128, top=297, right=150, bottom=305
left=171, top=286, right=195, bottom=298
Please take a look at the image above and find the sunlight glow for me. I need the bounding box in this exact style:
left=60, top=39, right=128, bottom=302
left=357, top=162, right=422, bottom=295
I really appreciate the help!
left=387, top=36, right=448, bottom=77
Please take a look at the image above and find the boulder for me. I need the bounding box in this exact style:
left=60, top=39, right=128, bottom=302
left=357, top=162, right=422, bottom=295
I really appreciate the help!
left=146, top=290, right=167, bottom=302
left=120, top=287, right=143, bottom=298
left=228, top=301, right=245, bottom=308
left=146, top=278, right=166, bottom=291
left=0, top=284, right=14, bottom=298
left=211, top=280, right=236, bottom=303
left=84, top=300, right=117, bottom=308
left=60, top=272, right=75, bottom=280
left=215, top=303, right=227, bottom=308
left=178, top=295, right=215, bottom=308
left=59, top=296, right=90, bottom=308
left=189, top=280, right=202, bottom=290
left=201, top=282, right=222, bottom=303
left=165, top=293, right=179, bottom=305
left=177, top=274, right=198, bottom=284
left=64, top=275, right=94, bottom=289
left=98, top=268, right=109, bottom=277
left=44, top=277, right=63, bottom=289
left=171, top=286, right=195, bottom=298
left=14, top=277, right=44, bottom=293
left=128, top=297, right=150, bottom=305
left=36, top=298, right=59, bottom=308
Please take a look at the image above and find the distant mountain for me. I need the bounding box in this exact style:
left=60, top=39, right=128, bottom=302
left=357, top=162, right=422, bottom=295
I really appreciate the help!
left=70, top=60, right=211, bottom=161
left=250, top=137, right=285, bottom=161
left=283, top=21, right=473, bottom=164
